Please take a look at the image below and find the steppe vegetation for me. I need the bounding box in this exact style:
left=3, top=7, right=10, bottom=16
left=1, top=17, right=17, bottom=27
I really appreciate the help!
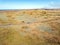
left=0, top=9, right=60, bottom=45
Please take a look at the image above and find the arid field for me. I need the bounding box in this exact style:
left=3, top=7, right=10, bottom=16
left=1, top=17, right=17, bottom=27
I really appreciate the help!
left=0, top=9, right=60, bottom=45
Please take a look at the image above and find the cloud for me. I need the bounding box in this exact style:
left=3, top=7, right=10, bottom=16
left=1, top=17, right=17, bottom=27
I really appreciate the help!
left=37, top=1, right=55, bottom=9
left=46, top=1, right=60, bottom=9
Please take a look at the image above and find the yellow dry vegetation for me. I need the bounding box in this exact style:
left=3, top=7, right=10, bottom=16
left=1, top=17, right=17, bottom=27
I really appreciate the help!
left=0, top=9, right=60, bottom=45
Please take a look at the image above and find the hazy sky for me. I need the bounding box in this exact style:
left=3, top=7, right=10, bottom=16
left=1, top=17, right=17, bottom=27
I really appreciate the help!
left=0, top=0, right=60, bottom=9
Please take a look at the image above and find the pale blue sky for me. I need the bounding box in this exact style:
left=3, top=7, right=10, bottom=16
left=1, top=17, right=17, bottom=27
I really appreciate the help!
left=0, top=0, right=60, bottom=9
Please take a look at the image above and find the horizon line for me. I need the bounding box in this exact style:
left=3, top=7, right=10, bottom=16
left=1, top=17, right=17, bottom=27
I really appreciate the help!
left=0, top=8, right=60, bottom=10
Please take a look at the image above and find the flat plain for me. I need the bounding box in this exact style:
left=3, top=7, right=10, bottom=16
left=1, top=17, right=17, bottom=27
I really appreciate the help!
left=0, top=9, right=60, bottom=45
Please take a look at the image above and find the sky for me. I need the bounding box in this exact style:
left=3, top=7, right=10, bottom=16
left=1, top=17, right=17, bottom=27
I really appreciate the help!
left=0, top=0, right=60, bottom=9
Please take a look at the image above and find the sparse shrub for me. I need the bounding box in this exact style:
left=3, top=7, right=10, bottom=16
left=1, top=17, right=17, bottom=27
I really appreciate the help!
left=42, top=11, right=46, bottom=14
